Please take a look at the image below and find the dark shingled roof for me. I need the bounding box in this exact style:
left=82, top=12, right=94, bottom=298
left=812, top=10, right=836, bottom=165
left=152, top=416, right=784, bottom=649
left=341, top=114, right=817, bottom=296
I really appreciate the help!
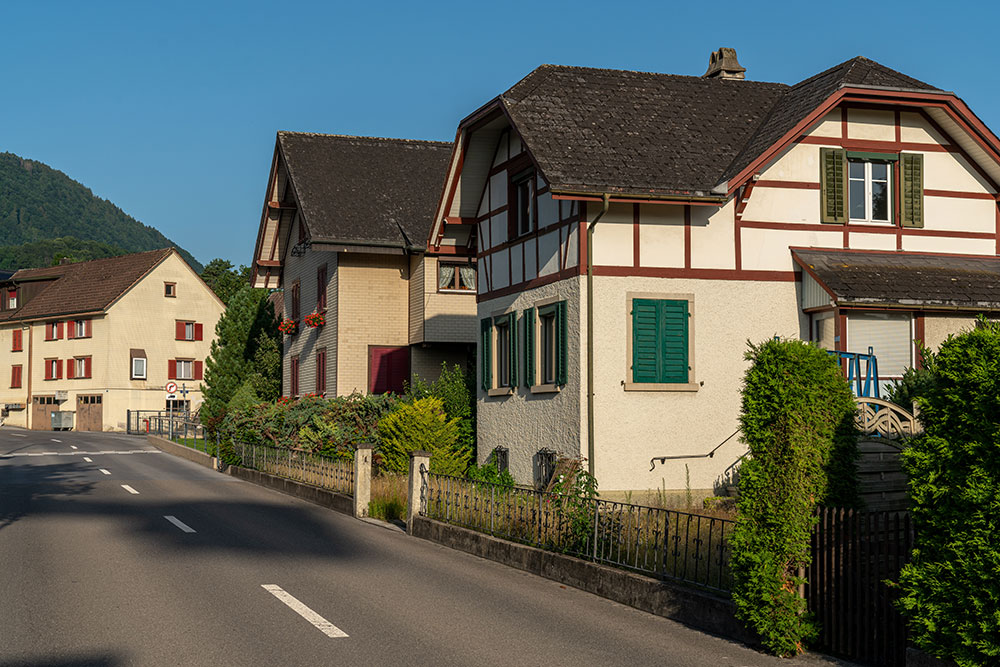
left=496, top=57, right=938, bottom=196
left=0, top=248, right=173, bottom=321
left=793, top=248, right=1000, bottom=310
left=277, top=133, right=452, bottom=247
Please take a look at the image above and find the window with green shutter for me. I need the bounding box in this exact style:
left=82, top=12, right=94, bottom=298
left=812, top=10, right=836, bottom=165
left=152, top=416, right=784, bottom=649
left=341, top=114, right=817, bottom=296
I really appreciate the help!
left=631, top=298, right=689, bottom=384
left=901, top=153, right=924, bottom=228
left=492, top=311, right=517, bottom=389
left=480, top=318, right=492, bottom=391
left=820, top=147, right=848, bottom=224
left=523, top=308, right=535, bottom=388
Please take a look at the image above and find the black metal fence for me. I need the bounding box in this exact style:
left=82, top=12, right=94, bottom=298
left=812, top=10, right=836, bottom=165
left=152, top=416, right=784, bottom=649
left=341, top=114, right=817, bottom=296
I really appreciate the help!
left=422, top=471, right=734, bottom=592
left=128, top=410, right=213, bottom=453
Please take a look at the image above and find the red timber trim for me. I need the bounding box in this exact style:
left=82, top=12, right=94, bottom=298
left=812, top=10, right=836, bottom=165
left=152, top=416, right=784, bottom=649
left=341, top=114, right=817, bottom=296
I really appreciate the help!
left=256, top=259, right=281, bottom=267
left=683, top=205, right=692, bottom=269
left=996, top=201, right=1000, bottom=255
left=838, top=310, right=848, bottom=350
left=741, top=220, right=996, bottom=240
left=552, top=194, right=724, bottom=206
left=477, top=216, right=577, bottom=259
left=250, top=141, right=282, bottom=286
left=924, top=189, right=997, bottom=200
left=730, top=88, right=1000, bottom=196
left=431, top=128, right=466, bottom=249
left=632, top=204, right=640, bottom=268
left=790, top=254, right=838, bottom=303
left=797, top=135, right=956, bottom=153
left=578, top=202, right=588, bottom=276
left=429, top=245, right=474, bottom=257
left=592, top=266, right=799, bottom=282
left=753, top=180, right=821, bottom=190
left=895, top=110, right=902, bottom=143
left=478, top=267, right=578, bottom=301
left=734, top=180, right=756, bottom=271
left=914, top=313, right=926, bottom=369
left=841, top=106, right=848, bottom=140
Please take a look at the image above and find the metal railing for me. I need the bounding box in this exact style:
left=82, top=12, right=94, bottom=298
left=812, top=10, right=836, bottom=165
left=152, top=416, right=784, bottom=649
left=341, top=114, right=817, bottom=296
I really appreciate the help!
left=143, top=414, right=214, bottom=454
left=422, top=472, right=734, bottom=592
left=232, top=441, right=354, bottom=497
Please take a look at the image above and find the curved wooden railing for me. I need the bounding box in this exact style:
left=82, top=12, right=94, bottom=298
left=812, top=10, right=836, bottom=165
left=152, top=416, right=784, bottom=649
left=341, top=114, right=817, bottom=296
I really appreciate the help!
left=855, top=398, right=921, bottom=439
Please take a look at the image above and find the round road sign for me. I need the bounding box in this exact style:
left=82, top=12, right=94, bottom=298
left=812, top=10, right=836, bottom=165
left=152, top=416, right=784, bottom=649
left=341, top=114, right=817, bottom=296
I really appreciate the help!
left=165, top=382, right=178, bottom=394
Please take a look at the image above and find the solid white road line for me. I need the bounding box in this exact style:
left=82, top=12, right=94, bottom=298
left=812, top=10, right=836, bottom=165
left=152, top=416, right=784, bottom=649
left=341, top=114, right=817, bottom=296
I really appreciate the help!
left=99, top=469, right=111, bottom=475
left=121, top=485, right=139, bottom=495
left=164, top=516, right=196, bottom=533
left=9, top=433, right=25, bottom=437
left=261, top=585, right=348, bottom=638
left=83, top=457, right=93, bottom=462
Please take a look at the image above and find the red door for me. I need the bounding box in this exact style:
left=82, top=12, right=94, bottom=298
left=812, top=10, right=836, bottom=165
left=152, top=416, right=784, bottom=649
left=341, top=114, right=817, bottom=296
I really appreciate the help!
left=368, top=346, right=410, bottom=395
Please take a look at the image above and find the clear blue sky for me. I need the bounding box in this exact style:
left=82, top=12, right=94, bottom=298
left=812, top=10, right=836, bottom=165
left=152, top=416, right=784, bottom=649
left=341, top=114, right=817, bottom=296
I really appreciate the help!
left=1, top=1, right=997, bottom=268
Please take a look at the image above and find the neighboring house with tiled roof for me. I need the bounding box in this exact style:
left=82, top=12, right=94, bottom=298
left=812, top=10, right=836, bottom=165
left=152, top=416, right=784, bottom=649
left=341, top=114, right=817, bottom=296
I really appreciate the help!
left=0, top=248, right=224, bottom=430
left=430, top=48, right=1000, bottom=497
left=250, top=132, right=475, bottom=398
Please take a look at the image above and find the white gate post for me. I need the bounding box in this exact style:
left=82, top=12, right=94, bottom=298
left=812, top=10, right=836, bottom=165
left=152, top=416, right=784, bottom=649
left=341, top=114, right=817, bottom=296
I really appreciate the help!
left=353, top=444, right=372, bottom=518
left=407, top=451, right=431, bottom=534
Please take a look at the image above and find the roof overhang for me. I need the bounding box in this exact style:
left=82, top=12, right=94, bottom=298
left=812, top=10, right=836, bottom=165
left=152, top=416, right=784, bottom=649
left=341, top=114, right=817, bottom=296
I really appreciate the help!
left=727, top=86, right=1000, bottom=196
left=791, top=247, right=1000, bottom=312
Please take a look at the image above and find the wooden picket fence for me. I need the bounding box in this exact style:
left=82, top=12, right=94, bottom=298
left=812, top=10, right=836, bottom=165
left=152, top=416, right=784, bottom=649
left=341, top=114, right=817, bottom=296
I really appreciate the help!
left=806, top=507, right=912, bottom=667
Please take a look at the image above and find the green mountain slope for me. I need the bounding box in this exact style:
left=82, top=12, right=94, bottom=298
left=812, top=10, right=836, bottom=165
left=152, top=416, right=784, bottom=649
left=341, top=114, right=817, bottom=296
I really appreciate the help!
left=0, top=152, right=202, bottom=271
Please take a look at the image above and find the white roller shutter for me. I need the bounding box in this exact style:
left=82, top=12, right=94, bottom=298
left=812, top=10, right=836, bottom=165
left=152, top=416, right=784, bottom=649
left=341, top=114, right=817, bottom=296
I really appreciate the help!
left=847, top=312, right=913, bottom=378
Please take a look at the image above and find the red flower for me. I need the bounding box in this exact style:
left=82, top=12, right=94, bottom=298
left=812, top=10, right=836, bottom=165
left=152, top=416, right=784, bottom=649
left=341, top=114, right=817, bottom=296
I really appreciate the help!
left=278, top=319, right=298, bottom=335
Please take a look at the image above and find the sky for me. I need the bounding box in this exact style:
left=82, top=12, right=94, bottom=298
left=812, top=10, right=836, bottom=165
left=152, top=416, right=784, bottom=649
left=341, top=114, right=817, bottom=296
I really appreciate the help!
left=1, top=1, right=998, bottom=269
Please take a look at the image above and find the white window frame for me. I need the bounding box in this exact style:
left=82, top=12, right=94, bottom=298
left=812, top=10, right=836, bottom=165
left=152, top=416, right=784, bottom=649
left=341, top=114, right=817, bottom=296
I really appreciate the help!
left=74, top=358, right=87, bottom=378
left=131, top=357, right=147, bottom=380
left=74, top=320, right=87, bottom=338
left=176, top=359, right=193, bottom=380
left=848, top=159, right=892, bottom=224
left=47, top=359, right=59, bottom=378
left=183, top=322, right=195, bottom=341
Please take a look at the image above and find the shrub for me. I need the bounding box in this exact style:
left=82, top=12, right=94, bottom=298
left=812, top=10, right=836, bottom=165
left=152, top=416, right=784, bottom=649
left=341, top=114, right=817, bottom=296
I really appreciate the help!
left=466, top=452, right=516, bottom=487
left=377, top=397, right=466, bottom=475
left=897, top=319, right=1000, bottom=666
left=406, top=363, right=475, bottom=468
left=731, top=339, right=859, bottom=656
left=885, top=343, right=937, bottom=410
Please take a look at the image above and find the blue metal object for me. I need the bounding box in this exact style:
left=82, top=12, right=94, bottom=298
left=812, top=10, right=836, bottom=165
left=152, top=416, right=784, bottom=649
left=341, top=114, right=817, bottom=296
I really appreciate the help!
left=827, top=346, right=880, bottom=398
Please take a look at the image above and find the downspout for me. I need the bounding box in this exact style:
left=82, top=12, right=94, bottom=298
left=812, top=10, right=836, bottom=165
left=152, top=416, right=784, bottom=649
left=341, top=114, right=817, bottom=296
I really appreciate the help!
left=586, top=194, right=610, bottom=476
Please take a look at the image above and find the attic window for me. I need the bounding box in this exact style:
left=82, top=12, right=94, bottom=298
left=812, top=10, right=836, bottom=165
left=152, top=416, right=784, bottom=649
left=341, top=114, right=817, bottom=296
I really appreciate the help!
left=164, top=282, right=176, bottom=298
left=512, top=169, right=536, bottom=237
left=7, top=289, right=16, bottom=310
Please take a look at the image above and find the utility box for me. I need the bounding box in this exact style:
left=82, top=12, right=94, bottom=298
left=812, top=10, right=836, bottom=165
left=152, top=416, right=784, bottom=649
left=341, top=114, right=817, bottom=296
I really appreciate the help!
left=51, top=411, right=75, bottom=431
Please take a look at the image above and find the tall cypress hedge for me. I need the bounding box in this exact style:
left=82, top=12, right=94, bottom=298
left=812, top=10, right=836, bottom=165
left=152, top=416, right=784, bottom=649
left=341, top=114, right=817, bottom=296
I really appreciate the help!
left=731, top=339, right=859, bottom=655
left=898, top=321, right=1000, bottom=665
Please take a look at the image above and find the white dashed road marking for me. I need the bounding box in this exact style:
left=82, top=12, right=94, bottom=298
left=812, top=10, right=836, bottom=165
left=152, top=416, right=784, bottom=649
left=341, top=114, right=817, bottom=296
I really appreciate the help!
left=70, top=445, right=77, bottom=450
left=121, top=485, right=139, bottom=495
left=261, top=585, right=348, bottom=638
left=99, top=469, right=111, bottom=475
left=84, top=457, right=93, bottom=462
left=164, top=516, right=196, bottom=533
left=0, top=450, right=161, bottom=459
left=51, top=439, right=62, bottom=443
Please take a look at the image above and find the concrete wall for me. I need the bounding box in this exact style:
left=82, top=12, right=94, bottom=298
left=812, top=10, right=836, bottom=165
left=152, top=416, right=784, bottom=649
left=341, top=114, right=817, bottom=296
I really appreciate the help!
left=923, top=314, right=979, bottom=350
left=477, top=277, right=585, bottom=484
left=411, top=344, right=471, bottom=385
left=0, top=252, right=224, bottom=430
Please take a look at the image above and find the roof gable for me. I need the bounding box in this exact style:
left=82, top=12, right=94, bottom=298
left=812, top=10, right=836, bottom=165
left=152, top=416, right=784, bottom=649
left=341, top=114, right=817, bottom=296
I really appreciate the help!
left=1, top=248, right=175, bottom=321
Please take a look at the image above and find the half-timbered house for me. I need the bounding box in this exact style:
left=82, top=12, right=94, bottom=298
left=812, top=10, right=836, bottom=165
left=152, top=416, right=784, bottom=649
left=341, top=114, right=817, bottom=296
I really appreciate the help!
left=431, top=49, right=1000, bottom=497
left=250, top=132, right=476, bottom=398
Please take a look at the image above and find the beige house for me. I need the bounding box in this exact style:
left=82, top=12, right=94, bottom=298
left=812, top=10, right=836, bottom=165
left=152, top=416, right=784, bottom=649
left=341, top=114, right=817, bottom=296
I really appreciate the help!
left=431, top=49, right=1000, bottom=496
left=249, top=132, right=476, bottom=397
left=0, top=249, right=224, bottom=431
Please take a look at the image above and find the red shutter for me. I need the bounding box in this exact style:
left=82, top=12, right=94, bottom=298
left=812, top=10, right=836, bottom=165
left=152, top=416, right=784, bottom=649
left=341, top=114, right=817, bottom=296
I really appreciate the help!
left=85, top=357, right=92, bottom=378
left=194, top=360, right=203, bottom=380
left=194, top=323, right=203, bottom=341
left=56, top=359, right=63, bottom=379
left=168, top=359, right=177, bottom=380
left=175, top=321, right=185, bottom=340
left=85, top=319, right=92, bottom=337
left=67, top=359, right=75, bottom=379
left=45, top=324, right=53, bottom=341
left=12, top=329, right=21, bottom=351
left=44, top=361, right=52, bottom=380
left=11, top=366, right=19, bottom=388
left=56, top=322, right=64, bottom=339
left=68, top=322, right=77, bottom=339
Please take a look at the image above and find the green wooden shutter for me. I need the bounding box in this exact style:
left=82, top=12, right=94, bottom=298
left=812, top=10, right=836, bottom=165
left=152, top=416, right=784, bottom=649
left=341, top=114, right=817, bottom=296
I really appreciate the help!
left=658, top=300, right=689, bottom=383
left=632, top=299, right=659, bottom=383
left=556, top=300, right=568, bottom=385
left=820, top=147, right=847, bottom=224
left=480, top=318, right=492, bottom=390
left=507, top=311, right=518, bottom=387
left=901, top=153, right=924, bottom=228
left=523, top=308, right=535, bottom=387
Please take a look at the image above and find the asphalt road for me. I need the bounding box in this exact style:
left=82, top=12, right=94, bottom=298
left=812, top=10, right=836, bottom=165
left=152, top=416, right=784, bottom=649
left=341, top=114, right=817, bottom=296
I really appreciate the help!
left=0, top=429, right=854, bottom=667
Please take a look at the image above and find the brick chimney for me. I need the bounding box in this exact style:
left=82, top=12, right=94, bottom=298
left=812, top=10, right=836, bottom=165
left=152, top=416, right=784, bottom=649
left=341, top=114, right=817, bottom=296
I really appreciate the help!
left=703, top=48, right=746, bottom=80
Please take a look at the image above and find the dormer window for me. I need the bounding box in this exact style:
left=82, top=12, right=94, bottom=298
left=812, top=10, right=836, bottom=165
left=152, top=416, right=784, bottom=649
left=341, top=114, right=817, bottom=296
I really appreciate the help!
left=7, top=289, right=16, bottom=310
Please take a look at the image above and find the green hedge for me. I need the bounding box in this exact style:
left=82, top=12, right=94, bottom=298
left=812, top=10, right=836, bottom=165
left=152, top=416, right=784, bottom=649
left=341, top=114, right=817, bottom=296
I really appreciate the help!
left=731, top=339, right=859, bottom=656
left=898, top=320, right=1000, bottom=666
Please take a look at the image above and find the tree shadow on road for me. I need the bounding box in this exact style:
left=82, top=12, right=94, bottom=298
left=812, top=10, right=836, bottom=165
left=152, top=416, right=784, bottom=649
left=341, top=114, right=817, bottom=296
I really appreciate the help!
left=0, top=461, right=96, bottom=532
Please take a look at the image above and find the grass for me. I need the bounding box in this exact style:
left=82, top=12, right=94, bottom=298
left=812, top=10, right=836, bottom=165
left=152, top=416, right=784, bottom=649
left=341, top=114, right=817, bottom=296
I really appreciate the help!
left=369, top=473, right=408, bottom=521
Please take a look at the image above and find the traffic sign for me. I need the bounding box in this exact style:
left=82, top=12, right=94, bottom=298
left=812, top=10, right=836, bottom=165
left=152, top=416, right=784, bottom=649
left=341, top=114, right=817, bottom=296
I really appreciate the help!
left=165, top=382, right=178, bottom=394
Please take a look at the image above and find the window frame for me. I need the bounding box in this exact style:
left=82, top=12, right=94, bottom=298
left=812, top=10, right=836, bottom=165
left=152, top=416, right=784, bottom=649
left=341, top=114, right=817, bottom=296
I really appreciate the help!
left=10, top=364, right=22, bottom=388
left=290, top=355, right=300, bottom=397
left=624, top=292, right=698, bottom=392
left=437, top=261, right=476, bottom=293
left=316, top=347, right=327, bottom=396
left=164, top=282, right=176, bottom=298
left=12, top=328, right=22, bottom=352
left=523, top=296, right=567, bottom=394
left=131, top=356, right=147, bottom=380
left=486, top=310, right=517, bottom=396
left=848, top=156, right=895, bottom=224
left=72, top=356, right=92, bottom=379
left=175, top=359, right=194, bottom=381
left=316, top=264, right=327, bottom=312
left=7, top=289, right=17, bottom=310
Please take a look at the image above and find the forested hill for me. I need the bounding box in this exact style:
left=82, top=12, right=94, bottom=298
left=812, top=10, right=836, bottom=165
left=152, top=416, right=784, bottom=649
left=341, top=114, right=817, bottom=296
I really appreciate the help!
left=0, top=152, right=202, bottom=271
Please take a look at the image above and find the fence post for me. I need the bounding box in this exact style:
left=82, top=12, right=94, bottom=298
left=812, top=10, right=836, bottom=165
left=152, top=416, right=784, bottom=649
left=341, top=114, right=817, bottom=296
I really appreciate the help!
left=353, top=444, right=372, bottom=519
left=406, top=451, right=431, bottom=535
